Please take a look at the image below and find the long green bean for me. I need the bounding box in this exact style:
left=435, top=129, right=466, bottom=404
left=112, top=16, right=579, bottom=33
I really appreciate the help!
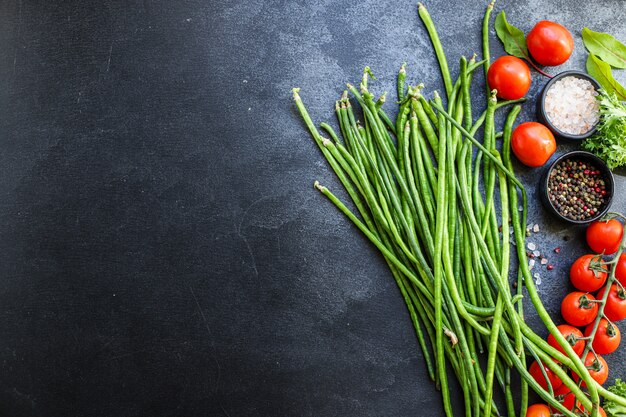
left=432, top=87, right=453, bottom=417
left=482, top=0, right=495, bottom=93
left=418, top=3, right=453, bottom=99
left=502, top=105, right=529, bottom=417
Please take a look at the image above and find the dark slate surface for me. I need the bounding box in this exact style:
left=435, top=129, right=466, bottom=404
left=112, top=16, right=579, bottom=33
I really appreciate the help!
left=0, top=0, right=625, bottom=416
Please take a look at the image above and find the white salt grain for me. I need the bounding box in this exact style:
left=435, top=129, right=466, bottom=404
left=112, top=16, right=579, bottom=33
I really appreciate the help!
left=544, top=76, right=599, bottom=135
left=527, top=242, right=536, bottom=251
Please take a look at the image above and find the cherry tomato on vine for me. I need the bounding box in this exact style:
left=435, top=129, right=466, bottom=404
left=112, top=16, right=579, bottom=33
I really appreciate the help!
left=614, top=254, right=626, bottom=286
left=561, top=292, right=599, bottom=327
left=570, top=254, right=608, bottom=292
left=584, top=318, right=621, bottom=354
left=547, top=324, right=584, bottom=356
left=529, top=360, right=563, bottom=391
left=511, top=122, right=556, bottom=167
left=551, top=385, right=576, bottom=413
left=597, top=284, right=626, bottom=322
left=586, top=219, right=624, bottom=255
left=574, top=352, right=609, bottom=386
left=487, top=56, right=531, bottom=100
left=526, top=20, right=574, bottom=66
left=526, top=403, right=552, bottom=417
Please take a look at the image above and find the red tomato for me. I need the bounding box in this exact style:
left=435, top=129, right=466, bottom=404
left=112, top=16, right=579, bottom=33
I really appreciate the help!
left=561, top=292, right=599, bottom=327
left=586, top=219, right=624, bottom=255
left=547, top=324, right=585, bottom=356
left=597, top=284, right=626, bottom=322
left=585, top=318, right=621, bottom=354
left=552, top=385, right=576, bottom=412
left=487, top=56, right=531, bottom=100
left=570, top=254, right=608, bottom=292
left=529, top=360, right=563, bottom=391
left=526, top=403, right=552, bottom=417
left=574, top=352, right=609, bottom=387
left=511, top=122, right=556, bottom=167
left=614, top=254, right=626, bottom=286
left=526, top=20, right=574, bottom=66
left=553, top=389, right=572, bottom=411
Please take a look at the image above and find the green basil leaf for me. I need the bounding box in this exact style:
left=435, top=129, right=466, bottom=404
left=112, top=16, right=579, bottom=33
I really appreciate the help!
left=586, top=53, right=626, bottom=100
left=582, top=27, right=626, bottom=69
left=494, top=11, right=529, bottom=59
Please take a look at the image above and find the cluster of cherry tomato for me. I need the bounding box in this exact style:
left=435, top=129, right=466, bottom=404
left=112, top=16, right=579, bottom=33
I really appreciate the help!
left=527, top=219, right=625, bottom=417
left=488, top=20, right=575, bottom=169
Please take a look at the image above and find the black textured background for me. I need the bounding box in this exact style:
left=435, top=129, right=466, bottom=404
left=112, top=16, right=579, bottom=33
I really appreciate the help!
left=0, top=0, right=625, bottom=416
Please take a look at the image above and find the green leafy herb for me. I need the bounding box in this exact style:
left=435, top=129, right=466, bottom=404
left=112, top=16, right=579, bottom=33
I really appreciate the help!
left=586, top=53, right=626, bottom=100
left=582, top=27, right=626, bottom=69
left=583, top=90, right=626, bottom=169
left=603, top=379, right=626, bottom=417
left=494, top=11, right=528, bottom=59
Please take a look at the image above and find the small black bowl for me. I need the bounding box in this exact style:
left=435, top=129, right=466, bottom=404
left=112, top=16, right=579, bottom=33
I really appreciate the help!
left=540, top=151, right=614, bottom=224
left=537, top=70, right=601, bottom=140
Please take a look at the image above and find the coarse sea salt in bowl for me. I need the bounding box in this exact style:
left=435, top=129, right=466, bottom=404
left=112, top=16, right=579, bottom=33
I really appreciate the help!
left=538, top=71, right=601, bottom=140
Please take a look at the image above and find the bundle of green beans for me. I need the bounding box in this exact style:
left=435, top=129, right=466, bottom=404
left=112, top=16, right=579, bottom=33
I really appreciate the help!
left=292, top=3, right=626, bottom=417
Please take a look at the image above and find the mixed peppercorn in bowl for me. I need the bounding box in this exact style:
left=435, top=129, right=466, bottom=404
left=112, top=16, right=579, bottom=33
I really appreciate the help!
left=541, top=151, right=614, bottom=223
